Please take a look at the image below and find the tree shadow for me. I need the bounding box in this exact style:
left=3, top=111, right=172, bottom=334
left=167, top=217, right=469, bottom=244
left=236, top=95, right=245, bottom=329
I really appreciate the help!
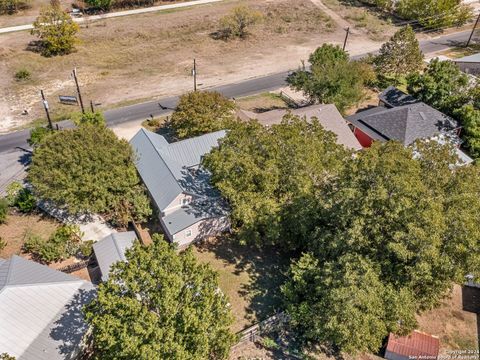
left=49, top=286, right=96, bottom=357
left=195, top=236, right=289, bottom=324
left=25, top=40, right=44, bottom=54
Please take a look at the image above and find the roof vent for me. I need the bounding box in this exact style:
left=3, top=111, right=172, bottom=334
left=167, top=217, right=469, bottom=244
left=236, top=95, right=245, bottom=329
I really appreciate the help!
left=419, top=112, right=428, bottom=121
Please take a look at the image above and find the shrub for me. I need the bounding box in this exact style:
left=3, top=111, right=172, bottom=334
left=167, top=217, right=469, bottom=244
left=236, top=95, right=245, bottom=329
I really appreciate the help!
left=6, top=182, right=22, bottom=206
left=78, top=240, right=94, bottom=257
left=15, top=188, right=36, bottom=213
left=28, top=126, right=52, bottom=147
left=0, top=237, right=6, bottom=252
left=219, top=6, right=262, bottom=39
left=23, top=232, right=44, bottom=253
left=14, top=68, right=31, bottom=81
left=0, top=198, right=8, bottom=224
left=73, top=111, right=106, bottom=126
left=0, top=0, right=31, bottom=14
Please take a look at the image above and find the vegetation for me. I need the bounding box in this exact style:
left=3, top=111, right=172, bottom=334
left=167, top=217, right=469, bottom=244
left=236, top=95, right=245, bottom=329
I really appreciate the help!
left=28, top=126, right=52, bottom=147
left=14, top=68, right=31, bottom=82
left=0, top=0, right=30, bottom=14
left=84, top=0, right=113, bottom=10
left=0, top=237, right=6, bottom=253
left=287, top=44, right=374, bottom=113
left=281, top=141, right=480, bottom=353
left=28, top=124, right=151, bottom=225
left=0, top=353, right=15, bottom=360
left=170, top=91, right=236, bottom=139
left=73, top=111, right=106, bottom=126
left=375, top=25, right=424, bottom=83
left=23, top=225, right=82, bottom=263
left=0, top=198, right=8, bottom=224
left=218, top=6, right=263, bottom=39
left=204, top=115, right=349, bottom=250
left=31, top=0, right=80, bottom=57
left=84, top=235, right=236, bottom=359
left=14, top=188, right=36, bottom=213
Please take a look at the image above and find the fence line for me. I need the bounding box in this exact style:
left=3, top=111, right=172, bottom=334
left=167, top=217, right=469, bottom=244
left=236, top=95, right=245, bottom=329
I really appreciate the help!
left=58, top=259, right=89, bottom=273
left=234, top=311, right=289, bottom=347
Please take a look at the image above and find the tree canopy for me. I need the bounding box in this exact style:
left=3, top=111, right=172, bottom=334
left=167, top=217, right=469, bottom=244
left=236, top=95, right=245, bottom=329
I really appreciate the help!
left=31, top=0, right=79, bottom=57
left=28, top=124, right=151, bottom=225
left=203, top=115, right=349, bottom=250
left=170, top=91, right=236, bottom=139
left=287, top=44, right=374, bottom=113
left=84, top=236, right=235, bottom=360
left=375, top=25, right=424, bottom=81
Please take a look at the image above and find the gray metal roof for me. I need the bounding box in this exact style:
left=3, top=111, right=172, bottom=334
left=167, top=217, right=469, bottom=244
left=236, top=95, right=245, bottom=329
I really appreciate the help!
left=347, top=103, right=458, bottom=146
left=455, top=53, right=480, bottom=63
left=130, top=128, right=225, bottom=211
left=0, top=255, right=96, bottom=360
left=378, top=86, right=420, bottom=108
left=92, top=231, right=137, bottom=282
left=237, top=104, right=362, bottom=151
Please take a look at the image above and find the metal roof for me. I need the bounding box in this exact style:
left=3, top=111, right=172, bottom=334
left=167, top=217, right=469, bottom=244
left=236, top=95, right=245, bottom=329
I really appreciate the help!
left=92, top=231, right=137, bottom=282
left=455, top=53, right=480, bottom=63
left=386, top=331, right=440, bottom=359
left=237, top=104, right=362, bottom=151
left=130, top=129, right=225, bottom=211
left=347, top=103, right=458, bottom=146
left=0, top=255, right=96, bottom=360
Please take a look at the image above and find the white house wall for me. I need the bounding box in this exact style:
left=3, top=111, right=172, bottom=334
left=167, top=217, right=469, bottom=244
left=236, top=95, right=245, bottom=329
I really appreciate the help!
left=170, top=216, right=230, bottom=247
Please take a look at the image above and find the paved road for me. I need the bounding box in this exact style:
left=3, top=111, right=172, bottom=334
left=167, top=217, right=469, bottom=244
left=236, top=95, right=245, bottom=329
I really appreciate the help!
left=0, top=0, right=223, bottom=34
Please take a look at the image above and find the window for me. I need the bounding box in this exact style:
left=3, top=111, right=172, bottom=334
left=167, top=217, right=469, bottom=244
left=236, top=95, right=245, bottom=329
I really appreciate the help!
left=185, top=229, right=192, bottom=237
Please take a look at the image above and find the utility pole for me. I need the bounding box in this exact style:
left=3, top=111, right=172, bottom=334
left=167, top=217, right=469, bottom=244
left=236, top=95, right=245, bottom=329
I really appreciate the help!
left=192, top=58, right=197, bottom=92
left=343, top=27, right=350, bottom=51
left=72, top=68, right=85, bottom=113
left=40, top=90, right=53, bottom=130
left=466, top=13, right=480, bottom=47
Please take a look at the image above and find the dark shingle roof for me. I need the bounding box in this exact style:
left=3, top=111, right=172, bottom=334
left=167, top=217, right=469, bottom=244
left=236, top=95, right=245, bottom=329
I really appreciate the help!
left=379, top=86, right=420, bottom=108
left=347, top=103, right=458, bottom=145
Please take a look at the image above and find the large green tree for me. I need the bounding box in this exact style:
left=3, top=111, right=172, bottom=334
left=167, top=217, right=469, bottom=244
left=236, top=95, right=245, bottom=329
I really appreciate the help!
left=375, top=25, right=424, bottom=81
left=84, top=236, right=235, bottom=360
left=287, top=44, right=374, bottom=113
left=203, top=114, right=349, bottom=250
left=31, top=0, right=79, bottom=57
left=170, top=91, right=236, bottom=139
left=28, top=124, right=151, bottom=225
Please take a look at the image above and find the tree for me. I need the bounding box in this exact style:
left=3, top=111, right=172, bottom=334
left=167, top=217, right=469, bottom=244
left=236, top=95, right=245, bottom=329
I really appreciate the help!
left=375, top=25, right=424, bottom=82
left=73, top=111, right=106, bottom=127
left=203, top=114, right=349, bottom=250
left=31, top=0, right=80, bottom=57
left=84, top=0, right=113, bottom=10
left=170, top=91, right=236, bottom=139
left=396, top=0, right=472, bottom=30
left=219, top=6, right=262, bottom=39
left=28, top=125, right=151, bottom=225
left=0, top=198, right=7, bottom=224
left=287, top=44, right=374, bottom=113
left=84, top=236, right=235, bottom=360
left=0, top=353, right=15, bottom=360
left=407, top=58, right=469, bottom=115
left=28, top=125, right=52, bottom=147
left=454, top=105, right=480, bottom=157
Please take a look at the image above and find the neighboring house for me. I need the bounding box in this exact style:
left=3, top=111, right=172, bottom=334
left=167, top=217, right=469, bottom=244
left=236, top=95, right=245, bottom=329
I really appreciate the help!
left=130, top=129, right=229, bottom=247
left=453, top=53, right=480, bottom=76
left=462, top=275, right=480, bottom=314
left=0, top=255, right=96, bottom=360
left=347, top=86, right=473, bottom=165
left=92, top=231, right=137, bottom=282
left=237, top=104, right=363, bottom=151
left=384, top=330, right=440, bottom=360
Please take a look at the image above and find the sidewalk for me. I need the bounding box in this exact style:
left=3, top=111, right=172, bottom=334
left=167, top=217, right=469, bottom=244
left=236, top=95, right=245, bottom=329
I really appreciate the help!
left=0, top=0, right=223, bottom=34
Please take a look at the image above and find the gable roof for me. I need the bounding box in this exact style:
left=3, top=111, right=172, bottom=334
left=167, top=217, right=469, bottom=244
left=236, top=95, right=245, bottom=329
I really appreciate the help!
left=237, top=104, right=362, bottom=151
left=347, top=103, right=459, bottom=146
left=386, top=331, right=440, bottom=359
left=92, top=231, right=137, bottom=281
left=455, top=52, right=480, bottom=63
left=130, top=129, right=225, bottom=211
left=0, top=255, right=95, bottom=360
left=378, top=86, right=420, bottom=108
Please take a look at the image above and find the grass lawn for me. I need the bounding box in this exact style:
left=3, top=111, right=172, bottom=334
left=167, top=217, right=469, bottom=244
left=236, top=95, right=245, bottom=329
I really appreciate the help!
left=192, top=237, right=289, bottom=333
left=440, top=44, right=480, bottom=59
left=0, top=210, right=59, bottom=258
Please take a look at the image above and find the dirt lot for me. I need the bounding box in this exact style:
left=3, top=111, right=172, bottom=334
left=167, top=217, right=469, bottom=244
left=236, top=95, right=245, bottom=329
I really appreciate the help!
left=0, top=0, right=385, bottom=131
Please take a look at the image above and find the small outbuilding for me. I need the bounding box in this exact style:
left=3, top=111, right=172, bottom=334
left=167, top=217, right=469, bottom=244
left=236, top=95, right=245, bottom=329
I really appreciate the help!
left=385, top=330, right=440, bottom=360
left=454, top=53, right=480, bottom=76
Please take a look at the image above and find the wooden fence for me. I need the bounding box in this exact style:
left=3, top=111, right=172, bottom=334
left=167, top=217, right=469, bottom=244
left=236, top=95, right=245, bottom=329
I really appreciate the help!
left=234, top=312, right=289, bottom=346
left=58, top=259, right=89, bottom=273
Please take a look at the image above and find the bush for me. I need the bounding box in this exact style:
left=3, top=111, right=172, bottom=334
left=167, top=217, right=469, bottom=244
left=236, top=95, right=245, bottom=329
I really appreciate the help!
left=6, top=182, right=22, bottom=206
left=28, top=126, right=52, bottom=147
left=14, top=68, right=31, bottom=81
left=16, top=188, right=36, bottom=213
left=23, top=232, right=44, bottom=253
left=0, top=198, right=8, bottom=224
left=78, top=240, right=94, bottom=257
left=73, top=111, right=106, bottom=126
left=0, top=0, right=31, bottom=14
left=218, top=6, right=262, bottom=39
left=0, top=237, right=6, bottom=252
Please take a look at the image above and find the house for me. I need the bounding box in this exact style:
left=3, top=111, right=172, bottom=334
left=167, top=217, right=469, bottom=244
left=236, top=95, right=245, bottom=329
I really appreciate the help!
left=453, top=53, right=480, bottom=76
left=0, top=255, right=96, bottom=360
left=92, top=231, right=137, bottom=282
left=237, top=104, right=363, bottom=151
left=347, top=87, right=473, bottom=164
left=385, top=330, right=440, bottom=360
left=130, top=129, right=229, bottom=247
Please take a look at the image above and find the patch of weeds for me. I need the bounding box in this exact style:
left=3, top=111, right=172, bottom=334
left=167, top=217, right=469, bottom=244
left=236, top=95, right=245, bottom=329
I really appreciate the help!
left=14, top=68, right=31, bottom=81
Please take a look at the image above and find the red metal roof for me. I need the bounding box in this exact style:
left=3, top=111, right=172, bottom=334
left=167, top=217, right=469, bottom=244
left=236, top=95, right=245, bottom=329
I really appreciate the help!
left=386, top=331, right=440, bottom=358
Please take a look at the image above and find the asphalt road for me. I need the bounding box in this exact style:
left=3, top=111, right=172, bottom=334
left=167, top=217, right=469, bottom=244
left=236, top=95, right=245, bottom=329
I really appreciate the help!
left=0, top=29, right=475, bottom=155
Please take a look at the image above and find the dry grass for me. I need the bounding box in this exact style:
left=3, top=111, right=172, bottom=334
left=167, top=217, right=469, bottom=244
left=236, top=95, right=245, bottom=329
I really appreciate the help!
left=440, top=44, right=480, bottom=59
left=235, top=92, right=288, bottom=113
left=0, top=210, right=59, bottom=258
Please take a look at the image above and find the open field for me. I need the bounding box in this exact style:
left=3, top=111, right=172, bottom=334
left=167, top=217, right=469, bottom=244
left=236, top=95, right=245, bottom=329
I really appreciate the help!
left=0, top=0, right=387, bottom=132
left=192, top=238, right=289, bottom=333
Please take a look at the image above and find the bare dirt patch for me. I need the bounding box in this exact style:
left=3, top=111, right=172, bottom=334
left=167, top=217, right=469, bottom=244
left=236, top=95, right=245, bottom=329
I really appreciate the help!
left=235, top=92, right=288, bottom=113
left=0, top=0, right=386, bottom=132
